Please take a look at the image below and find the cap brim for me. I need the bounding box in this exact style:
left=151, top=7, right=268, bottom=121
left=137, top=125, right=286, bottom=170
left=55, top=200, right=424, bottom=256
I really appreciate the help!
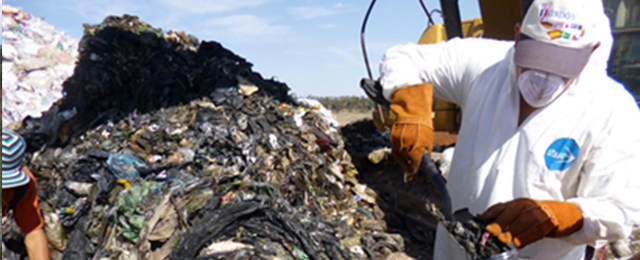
left=2, top=168, right=30, bottom=189
left=515, top=39, right=592, bottom=78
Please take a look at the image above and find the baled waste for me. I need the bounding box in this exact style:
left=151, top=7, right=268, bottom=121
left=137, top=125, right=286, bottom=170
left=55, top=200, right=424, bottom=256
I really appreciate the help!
left=2, top=4, right=79, bottom=128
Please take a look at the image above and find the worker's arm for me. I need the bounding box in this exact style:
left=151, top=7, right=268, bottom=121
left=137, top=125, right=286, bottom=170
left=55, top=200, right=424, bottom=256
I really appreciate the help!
left=14, top=168, right=50, bottom=260
left=563, top=94, right=640, bottom=246
left=24, top=228, right=50, bottom=260
left=378, top=37, right=513, bottom=107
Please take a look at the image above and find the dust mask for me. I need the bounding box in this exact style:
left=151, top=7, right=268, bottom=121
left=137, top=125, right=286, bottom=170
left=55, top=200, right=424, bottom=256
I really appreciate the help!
left=517, top=69, right=567, bottom=108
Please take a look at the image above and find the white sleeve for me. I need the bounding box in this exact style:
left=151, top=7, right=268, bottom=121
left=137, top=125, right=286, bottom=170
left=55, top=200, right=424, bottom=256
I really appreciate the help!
left=564, top=93, right=640, bottom=246
left=378, top=37, right=513, bottom=106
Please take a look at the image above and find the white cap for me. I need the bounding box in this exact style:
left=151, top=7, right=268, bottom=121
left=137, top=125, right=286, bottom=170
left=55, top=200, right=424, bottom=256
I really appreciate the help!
left=515, top=0, right=605, bottom=78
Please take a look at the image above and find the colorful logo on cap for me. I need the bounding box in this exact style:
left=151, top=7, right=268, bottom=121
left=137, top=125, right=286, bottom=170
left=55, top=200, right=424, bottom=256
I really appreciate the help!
left=539, top=3, right=585, bottom=41
left=544, top=138, right=579, bottom=171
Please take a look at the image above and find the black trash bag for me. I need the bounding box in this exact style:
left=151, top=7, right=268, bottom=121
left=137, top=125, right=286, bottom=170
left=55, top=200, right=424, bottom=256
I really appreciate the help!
left=61, top=198, right=91, bottom=228
left=62, top=217, right=90, bottom=260
left=2, top=220, right=28, bottom=260
left=170, top=201, right=331, bottom=260
left=93, top=167, right=117, bottom=205
left=169, top=202, right=266, bottom=259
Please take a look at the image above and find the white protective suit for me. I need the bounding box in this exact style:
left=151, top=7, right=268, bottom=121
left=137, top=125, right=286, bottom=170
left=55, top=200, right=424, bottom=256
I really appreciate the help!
left=378, top=18, right=640, bottom=260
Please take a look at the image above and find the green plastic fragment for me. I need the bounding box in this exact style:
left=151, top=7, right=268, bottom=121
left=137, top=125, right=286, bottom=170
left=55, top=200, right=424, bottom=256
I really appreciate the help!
left=356, top=207, right=372, bottom=217
left=292, top=244, right=310, bottom=260
left=129, top=214, right=145, bottom=230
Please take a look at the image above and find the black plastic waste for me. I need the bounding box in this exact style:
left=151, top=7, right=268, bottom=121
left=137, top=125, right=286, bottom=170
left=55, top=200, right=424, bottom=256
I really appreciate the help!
left=6, top=14, right=402, bottom=260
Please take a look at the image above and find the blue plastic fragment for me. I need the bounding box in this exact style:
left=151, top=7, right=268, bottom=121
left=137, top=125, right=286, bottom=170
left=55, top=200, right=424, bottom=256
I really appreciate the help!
left=107, top=153, right=146, bottom=179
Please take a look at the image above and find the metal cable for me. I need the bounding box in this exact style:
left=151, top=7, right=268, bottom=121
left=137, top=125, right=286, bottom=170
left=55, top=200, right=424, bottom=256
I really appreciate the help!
left=360, top=0, right=377, bottom=79
left=419, top=0, right=436, bottom=27
left=430, top=9, right=442, bottom=18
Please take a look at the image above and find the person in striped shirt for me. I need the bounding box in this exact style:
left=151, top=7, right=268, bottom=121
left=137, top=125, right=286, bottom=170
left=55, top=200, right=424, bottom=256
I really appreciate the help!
left=3, top=128, right=50, bottom=260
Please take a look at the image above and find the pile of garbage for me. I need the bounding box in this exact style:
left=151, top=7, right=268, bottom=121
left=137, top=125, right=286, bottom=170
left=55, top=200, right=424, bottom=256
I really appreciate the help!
left=2, top=14, right=409, bottom=260
left=2, top=5, right=78, bottom=127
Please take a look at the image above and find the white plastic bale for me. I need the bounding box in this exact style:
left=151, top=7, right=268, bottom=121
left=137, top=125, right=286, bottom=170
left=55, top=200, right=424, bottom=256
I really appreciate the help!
left=2, top=6, right=79, bottom=127
left=2, top=44, right=18, bottom=60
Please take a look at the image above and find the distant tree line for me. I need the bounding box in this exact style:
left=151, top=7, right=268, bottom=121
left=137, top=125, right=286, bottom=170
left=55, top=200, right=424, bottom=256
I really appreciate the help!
left=307, top=96, right=375, bottom=112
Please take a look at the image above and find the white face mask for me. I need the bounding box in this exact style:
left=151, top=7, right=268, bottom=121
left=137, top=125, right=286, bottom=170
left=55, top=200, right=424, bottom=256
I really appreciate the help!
left=517, top=69, right=568, bottom=108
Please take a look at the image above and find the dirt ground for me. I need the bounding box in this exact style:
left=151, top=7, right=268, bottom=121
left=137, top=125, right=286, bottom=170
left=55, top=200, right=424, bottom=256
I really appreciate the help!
left=332, top=110, right=371, bottom=126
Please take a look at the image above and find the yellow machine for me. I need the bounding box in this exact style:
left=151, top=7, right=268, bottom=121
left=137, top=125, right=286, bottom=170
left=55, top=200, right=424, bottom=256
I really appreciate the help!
left=417, top=18, right=483, bottom=134
left=417, top=0, right=528, bottom=134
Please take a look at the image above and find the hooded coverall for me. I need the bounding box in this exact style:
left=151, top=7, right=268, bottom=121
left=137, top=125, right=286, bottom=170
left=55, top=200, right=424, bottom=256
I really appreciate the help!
left=378, top=15, right=640, bottom=260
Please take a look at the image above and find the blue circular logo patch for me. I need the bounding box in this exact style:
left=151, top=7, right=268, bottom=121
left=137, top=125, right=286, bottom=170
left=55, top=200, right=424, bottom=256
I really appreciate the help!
left=545, top=138, right=579, bottom=171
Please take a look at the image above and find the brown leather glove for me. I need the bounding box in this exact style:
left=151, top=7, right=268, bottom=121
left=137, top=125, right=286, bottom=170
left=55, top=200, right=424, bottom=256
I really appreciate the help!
left=478, top=198, right=584, bottom=248
left=389, top=83, right=434, bottom=180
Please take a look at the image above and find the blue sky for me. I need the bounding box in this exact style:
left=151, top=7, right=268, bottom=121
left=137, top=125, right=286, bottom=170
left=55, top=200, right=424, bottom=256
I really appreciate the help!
left=5, top=0, right=481, bottom=97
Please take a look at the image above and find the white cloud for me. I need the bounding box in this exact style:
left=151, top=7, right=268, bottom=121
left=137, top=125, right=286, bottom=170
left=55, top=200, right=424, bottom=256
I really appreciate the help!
left=204, top=15, right=290, bottom=42
left=61, top=0, right=144, bottom=21
left=283, top=49, right=311, bottom=58
left=319, top=24, right=337, bottom=29
left=324, top=47, right=360, bottom=66
left=366, top=41, right=407, bottom=54
left=158, top=0, right=268, bottom=14
left=29, top=0, right=286, bottom=44
left=288, top=6, right=338, bottom=20
left=332, top=3, right=343, bottom=8
left=56, top=0, right=270, bottom=28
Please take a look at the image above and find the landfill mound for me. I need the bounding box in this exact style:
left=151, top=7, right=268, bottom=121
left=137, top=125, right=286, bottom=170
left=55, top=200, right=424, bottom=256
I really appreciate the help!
left=19, top=13, right=296, bottom=150
left=2, top=5, right=79, bottom=127
left=3, top=14, right=407, bottom=260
